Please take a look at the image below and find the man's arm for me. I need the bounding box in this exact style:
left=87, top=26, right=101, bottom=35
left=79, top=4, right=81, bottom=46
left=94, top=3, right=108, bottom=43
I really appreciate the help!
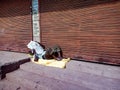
left=52, top=52, right=63, bottom=61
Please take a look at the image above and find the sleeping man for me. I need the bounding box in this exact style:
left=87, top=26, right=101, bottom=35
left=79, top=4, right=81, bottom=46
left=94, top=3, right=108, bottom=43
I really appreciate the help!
left=27, top=41, right=63, bottom=61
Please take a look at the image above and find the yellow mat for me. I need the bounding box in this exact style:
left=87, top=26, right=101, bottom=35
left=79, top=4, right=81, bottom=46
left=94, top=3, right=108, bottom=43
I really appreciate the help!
left=31, top=58, right=70, bottom=69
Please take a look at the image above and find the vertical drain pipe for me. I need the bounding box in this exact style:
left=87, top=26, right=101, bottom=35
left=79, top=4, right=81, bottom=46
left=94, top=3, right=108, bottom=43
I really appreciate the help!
left=32, top=0, right=40, bottom=42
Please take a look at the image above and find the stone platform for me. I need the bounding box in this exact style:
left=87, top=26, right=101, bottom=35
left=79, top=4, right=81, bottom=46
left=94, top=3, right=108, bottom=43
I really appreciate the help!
left=0, top=51, right=120, bottom=90
left=0, top=51, right=30, bottom=79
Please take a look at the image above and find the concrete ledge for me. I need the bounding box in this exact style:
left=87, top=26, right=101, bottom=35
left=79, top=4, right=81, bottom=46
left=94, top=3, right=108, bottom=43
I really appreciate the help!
left=0, top=58, right=30, bottom=80
left=0, top=51, right=30, bottom=80
left=1, top=59, right=120, bottom=90
left=0, top=72, right=6, bottom=80
left=67, top=60, right=120, bottom=79
left=0, top=78, right=27, bottom=90
left=0, top=51, right=120, bottom=90
left=0, top=62, right=19, bottom=80
left=6, top=69, right=90, bottom=90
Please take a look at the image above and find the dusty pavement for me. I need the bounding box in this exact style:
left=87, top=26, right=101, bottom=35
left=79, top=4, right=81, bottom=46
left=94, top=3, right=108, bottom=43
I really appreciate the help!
left=0, top=51, right=30, bottom=79
left=0, top=51, right=120, bottom=90
left=0, top=51, right=29, bottom=65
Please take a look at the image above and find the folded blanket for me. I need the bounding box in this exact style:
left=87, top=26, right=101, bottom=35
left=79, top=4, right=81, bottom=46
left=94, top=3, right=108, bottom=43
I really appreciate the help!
left=31, top=58, right=70, bottom=68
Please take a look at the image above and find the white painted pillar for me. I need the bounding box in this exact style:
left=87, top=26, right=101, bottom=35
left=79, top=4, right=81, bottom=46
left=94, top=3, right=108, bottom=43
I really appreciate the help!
left=32, top=0, right=40, bottom=42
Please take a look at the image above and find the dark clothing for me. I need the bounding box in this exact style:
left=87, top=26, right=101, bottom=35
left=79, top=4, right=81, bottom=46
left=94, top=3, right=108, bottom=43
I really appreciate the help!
left=44, top=45, right=62, bottom=60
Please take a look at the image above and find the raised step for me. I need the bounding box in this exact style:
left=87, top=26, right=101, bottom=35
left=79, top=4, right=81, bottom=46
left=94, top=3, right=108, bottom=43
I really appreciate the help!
left=0, top=51, right=30, bottom=80
left=20, top=61, right=120, bottom=90
left=0, top=78, right=27, bottom=90
left=67, top=60, right=120, bottom=79
left=6, top=69, right=90, bottom=90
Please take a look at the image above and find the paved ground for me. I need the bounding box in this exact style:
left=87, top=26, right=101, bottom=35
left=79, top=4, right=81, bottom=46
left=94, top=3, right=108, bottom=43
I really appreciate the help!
left=0, top=51, right=120, bottom=90
left=0, top=51, right=30, bottom=80
left=0, top=51, right=29, bottom=65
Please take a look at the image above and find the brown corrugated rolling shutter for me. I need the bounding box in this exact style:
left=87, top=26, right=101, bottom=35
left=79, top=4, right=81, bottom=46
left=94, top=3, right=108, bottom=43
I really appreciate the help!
left=0, top=0, right=32, bottom=52
left=40, top=0, right=120, bottom=65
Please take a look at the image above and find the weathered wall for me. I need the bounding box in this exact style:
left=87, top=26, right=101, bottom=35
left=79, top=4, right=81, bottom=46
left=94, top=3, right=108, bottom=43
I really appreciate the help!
left=40, top=0, right=120, bottom=64
left=0, top=0, right=32, bottom=52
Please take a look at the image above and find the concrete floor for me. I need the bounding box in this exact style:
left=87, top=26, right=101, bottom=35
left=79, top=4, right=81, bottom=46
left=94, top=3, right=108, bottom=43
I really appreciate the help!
left=0, top=51, right=120, bottom=90
left=0, top=51, right=28, bottom=65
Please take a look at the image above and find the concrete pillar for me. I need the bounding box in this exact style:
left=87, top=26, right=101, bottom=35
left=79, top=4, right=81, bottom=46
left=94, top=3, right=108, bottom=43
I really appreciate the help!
left=32, top=0, right=40, bottom=42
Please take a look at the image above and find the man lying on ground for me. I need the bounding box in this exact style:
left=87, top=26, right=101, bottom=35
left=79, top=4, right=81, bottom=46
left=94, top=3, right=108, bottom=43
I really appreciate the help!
left=27, top=41, right=63, bottom=61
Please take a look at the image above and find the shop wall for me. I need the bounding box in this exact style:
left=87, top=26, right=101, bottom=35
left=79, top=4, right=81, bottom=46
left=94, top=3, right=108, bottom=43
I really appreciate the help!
left=0, top=0, right=32, bottom=52
left=40, top=0, right=120, bottom=65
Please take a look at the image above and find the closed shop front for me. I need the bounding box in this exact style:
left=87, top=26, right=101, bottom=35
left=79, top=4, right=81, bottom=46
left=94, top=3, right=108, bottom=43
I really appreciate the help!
left=0, top=0, right=32, bottom=52
left=40, top=0, right=120, bottom=65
